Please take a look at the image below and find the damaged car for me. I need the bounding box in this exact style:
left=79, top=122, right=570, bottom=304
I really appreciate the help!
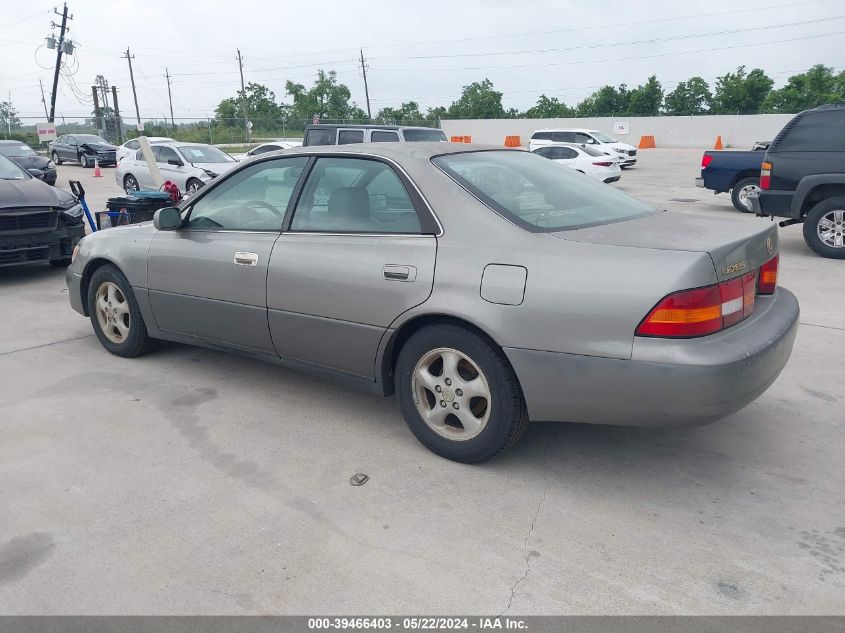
left=0, top=153, right=85, bottom=267
left=49, top=134, right=117, bottom=168
left=0, top=140, right=57, bottom=185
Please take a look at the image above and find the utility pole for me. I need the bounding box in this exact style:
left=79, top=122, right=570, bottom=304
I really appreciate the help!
left=164, top=67, right=176, bottom=136
left=360, top=49, right=371, bottom=120
left=122, top=48, right=141, bottom=131
left=111, top=85, right=123, bottom=142
left=91, top=86, right=102, bottom=135
left=236, top=49, right=250, bottom=145
left=95, top=75, right=110, bottom=111
left=39, top=80, right=49, bottom=119
left=48, top=3, right=73, bottom=123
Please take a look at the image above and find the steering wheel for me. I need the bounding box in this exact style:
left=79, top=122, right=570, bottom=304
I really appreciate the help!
left=240, top=200, right=282, bottom=216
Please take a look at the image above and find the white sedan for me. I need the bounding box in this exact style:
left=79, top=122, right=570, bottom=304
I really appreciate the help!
left=532, top=145, right=622, bottom=183
left=115, top=142, right=238, bottom=196
left=246, top=141, right=302, bottom=156
left=115, top=137, right=174, bottom=165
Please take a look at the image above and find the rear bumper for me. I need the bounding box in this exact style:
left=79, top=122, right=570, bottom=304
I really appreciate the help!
left=505, top=287, right=799, bottom=427
left=759, top=190, right=797, bottom=219
left=695, top=177, right=704, bottom=188
left=0, top=225, right=84, bottom=267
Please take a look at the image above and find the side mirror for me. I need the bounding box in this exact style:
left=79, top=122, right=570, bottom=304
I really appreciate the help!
left=27, top=168, right=45, bottom=180
left=153, top=207, right=182, bottom=231
left=167, top=158, right=183, bottom=166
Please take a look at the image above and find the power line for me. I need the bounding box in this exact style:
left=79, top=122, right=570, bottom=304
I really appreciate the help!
left=392, top=15, right=845, bottom=61
left=374, top=30, right=845, bottom=72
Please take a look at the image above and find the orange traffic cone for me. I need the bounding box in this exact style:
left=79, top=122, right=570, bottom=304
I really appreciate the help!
left=93, top=157, right=102, bottom=178
left=714, top=135, right=724, bottom=150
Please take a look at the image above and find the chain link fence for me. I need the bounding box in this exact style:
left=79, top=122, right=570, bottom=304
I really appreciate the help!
left=6, top=116, right=442, bottom=149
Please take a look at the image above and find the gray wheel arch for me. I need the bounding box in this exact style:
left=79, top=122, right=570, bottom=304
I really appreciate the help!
left=376, top=313, right=505, bottom=396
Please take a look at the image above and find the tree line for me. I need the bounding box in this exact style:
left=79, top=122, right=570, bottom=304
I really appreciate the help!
left=210, top=63, right=845, bottom=128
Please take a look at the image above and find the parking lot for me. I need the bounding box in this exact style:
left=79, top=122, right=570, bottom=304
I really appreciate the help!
left=1, top=148, right=843, bottom=615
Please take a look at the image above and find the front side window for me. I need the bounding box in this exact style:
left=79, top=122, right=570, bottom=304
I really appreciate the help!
left=157, top=146, right=180, bottom=165
left=371, top=131, right=400, bottom=142
left=433, top=150, right=654, bottom=232
left=590, top=131, right=617, bottom=143
left=290, top=157, right=421, bottom=234
left=305, top=128, right=336, bottom=146
left=338, top=130, right=364, bottom=145
left=186, top=157, right=308, bottom=231
left=574, top=132, right=595, bottom=144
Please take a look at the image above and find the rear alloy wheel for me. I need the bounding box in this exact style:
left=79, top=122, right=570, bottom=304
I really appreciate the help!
left=51, top=151, right=62, bottom=165
left=804, top=197, right=845, bottom=259
left=87, top=265, right=155, bottom=357
left=123, top=174, right=139, bottom=194
left=395, top=323, right=528, bottom=463
left=731, top=177, right=759, bottom=213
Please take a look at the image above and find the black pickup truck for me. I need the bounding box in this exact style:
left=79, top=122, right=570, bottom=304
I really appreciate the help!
left=753, top=104, right=845, bottom=259
left=0, top=153, right=84, bottom=267
left=695, top=142, right=769, bottom=212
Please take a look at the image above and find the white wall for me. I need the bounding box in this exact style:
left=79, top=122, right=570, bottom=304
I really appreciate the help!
left=440, top=114, right=795, bottom=149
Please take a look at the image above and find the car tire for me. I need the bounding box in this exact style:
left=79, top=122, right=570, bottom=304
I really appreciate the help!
left=730, top=177, right=759, bottom=213
left=395, top=323, right=529, bottom=463
left=51, top=151, right=62, bottom=165
left=80, top=155, right=90, bottom=168
left=185, top=178, right=204, bottom=196
left=49, top=258, right=72, bottom=268
left=123, top=174, right=139, bottom=194
left=803, top=197, right=845, bottom=259
left=86, top=264, right=155, bottom=358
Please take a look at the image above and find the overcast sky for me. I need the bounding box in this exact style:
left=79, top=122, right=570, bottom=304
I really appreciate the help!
left=2, top=0, right=843, bottom=123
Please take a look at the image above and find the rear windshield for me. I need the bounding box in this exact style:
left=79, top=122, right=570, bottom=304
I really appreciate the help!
left=403, top=128, right=447, bottom=142
left=432, top=150, right=654, bottom=232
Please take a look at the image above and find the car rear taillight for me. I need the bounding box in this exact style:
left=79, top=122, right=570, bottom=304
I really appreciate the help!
left=593, top=161, right=614, bottom=167
left=760, top=161, right=772, bottom=189
left=758, top=254, right=779, bottom=294
left=701, top=154, right=713, bottom=168
left=637, top=272, right=759, bottom=338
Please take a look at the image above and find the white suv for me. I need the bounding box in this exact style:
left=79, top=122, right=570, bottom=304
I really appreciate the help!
left=528, top=129, right=638, bottom=167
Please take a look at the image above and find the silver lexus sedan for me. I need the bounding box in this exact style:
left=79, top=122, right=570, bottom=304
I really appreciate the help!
left=67, top=143, right=799, bottom=463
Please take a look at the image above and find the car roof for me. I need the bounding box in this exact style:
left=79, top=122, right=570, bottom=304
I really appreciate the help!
left=304, top=124, right=440, bottom=132
left=269, top=141, right=509, bottom=160
left=534, top=128, right=598, bottom=133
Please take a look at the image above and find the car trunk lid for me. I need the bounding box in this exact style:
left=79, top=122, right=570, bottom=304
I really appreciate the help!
left=552, top=211, right=778, bottom=281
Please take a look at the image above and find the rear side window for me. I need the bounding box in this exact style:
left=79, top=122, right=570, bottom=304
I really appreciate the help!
left=126, top=140, right=140, bottom=150
left=305, top=128, right=336, bottom=146
left=531, top=132, right=553, bottom=141
left=582, top=146, right=608, bottom=157
left=552, top=131, right=576, bottom=142
left=433, top=150, right=654, bottom=232
left=776, top=110, right=845, bottom=152
left=291, top=157, right=421, bottom=234
left=402, top=128, right=447, bottom=142
left=371, top=131, right=400, bottom=142
left=338, top=130, right=364, bottom=145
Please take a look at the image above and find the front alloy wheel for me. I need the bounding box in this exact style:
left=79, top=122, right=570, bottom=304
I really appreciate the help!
left=95, top=281, right=130, bottom=345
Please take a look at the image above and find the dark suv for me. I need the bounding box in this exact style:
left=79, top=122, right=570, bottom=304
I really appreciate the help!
left=757, top=103, right=845, bottom=259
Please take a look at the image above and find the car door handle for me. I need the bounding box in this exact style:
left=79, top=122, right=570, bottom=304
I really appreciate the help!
left=383, top=265, right=416, bottom=282
left=233, top=252, right=259, bottom=267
